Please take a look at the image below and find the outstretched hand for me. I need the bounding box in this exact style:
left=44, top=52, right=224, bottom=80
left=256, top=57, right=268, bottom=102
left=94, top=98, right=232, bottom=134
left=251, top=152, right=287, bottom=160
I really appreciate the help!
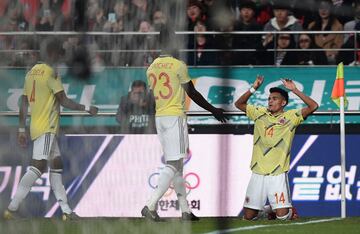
left=88, top=106, right=99, bottom=115
left=281, top=78, right=297, bottom=91
left=253, top=75, right=264, bottom=90
left=211, top=108, right=229, bottom=123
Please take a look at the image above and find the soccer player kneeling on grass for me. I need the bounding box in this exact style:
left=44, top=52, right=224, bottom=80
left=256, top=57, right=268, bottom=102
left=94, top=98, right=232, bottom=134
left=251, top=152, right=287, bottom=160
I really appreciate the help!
left=3, top=39, right=98, bottom=220
left=235, top=75, right=318, bottom=220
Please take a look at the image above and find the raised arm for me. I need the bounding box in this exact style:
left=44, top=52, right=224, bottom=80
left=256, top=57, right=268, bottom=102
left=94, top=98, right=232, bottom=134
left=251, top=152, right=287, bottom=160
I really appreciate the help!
left=281, top=79, right=318, bottom=119
left=55, top=90, right=98, bottom=115
left=182, top=81, right=228, bottom=123
left=235, top=75, right=264, bottom=112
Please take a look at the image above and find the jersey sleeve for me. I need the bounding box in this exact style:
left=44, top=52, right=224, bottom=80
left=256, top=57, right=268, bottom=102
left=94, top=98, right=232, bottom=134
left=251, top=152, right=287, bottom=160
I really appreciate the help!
left=287, top=109, right=304, bottom=126
left=246, top=104, right=267, bottom=121
left=47, top=68, right=64, bottom=94
left=177, top=62, right=191, bottom=84
left=23, top=72, right=30, bottom=96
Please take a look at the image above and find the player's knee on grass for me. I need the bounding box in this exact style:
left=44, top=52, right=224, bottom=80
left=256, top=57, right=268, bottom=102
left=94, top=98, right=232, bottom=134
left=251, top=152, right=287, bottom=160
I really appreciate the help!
left=50, top=156, right=63, bottom=170
left=30, top=159, right=47, bottom=173
left=243, top=208, right=259, bottom=220
left=166, top=159, right=183, bottom=173
left=276, top=208, right=292, bottom=220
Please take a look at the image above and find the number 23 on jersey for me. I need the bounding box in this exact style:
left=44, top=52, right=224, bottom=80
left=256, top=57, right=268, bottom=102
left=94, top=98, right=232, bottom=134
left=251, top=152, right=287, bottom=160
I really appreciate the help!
left=148, top=72, right=173, bottom=100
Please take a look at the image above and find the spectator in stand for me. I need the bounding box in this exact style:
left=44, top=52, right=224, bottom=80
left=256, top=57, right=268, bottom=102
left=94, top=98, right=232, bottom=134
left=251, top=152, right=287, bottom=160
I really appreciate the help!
left=343, top=1, right=360, bottom=43
left=1, top=1, right=25, bottom=32
left=187, top=0, right=205, bottom=31
left=0, top=2, right=25, bottom=66
left=202, top=0, right=233, bottom=31
left=296, top=33, right=328, bottom=65
left=308, top=0, right=343, bottom=64
left=20, top=0, right=40, bottom=30
left=187, top=1, right=205, bottom=52
left=130, top=19, right=157, bottom=66
left=187, top=20, right=217, bottom=66
left=102, top=0, right=130, bottom=66
left=292, top=0, right=317, bottom=29
left=233, top=0, right=263, bottom=65
left=256, top=0, right=273, bottom=26
left=263, top=0, right=303, bottom=46
left=53, top=0, right=75, bottom=31
left=260, top=32, right=298, bottom=66
left=48, top=0, right=66, bottom=30
left=202, top=0, right=215, bottom=30
left=36, top=0, right=55, bottom=31
left=107, top=0, right=132, bottom=31
left=0, top=0, right=9, bottom=17
left=337, top=23, right=360, bottom=65
left=104, top=1, right=133, bottom=66
left=152, top=9, right=167, bottom=31
left=128, top=0, right=154, bottom=31
left=87, top=0, right=106, bottom=31
left=331, top=0, right=354, bottom=25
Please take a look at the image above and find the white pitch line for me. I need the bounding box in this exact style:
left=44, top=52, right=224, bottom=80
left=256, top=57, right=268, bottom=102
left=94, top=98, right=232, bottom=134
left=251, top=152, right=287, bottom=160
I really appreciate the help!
left=203, top=218, right=342, bottom=234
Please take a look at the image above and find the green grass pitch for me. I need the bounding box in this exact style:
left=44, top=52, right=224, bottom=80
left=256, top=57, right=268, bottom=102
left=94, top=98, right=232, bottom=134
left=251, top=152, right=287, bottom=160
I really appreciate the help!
left=1, top=217, right=359, bottom=234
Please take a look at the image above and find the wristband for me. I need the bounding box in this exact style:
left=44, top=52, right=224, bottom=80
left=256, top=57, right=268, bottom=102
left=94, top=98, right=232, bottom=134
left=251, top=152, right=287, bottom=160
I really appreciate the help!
left=84, top=104, right=90, bottom=112
left=19, top=127, right=25, bottom=133
left=249, top=87, right=256, bottom=94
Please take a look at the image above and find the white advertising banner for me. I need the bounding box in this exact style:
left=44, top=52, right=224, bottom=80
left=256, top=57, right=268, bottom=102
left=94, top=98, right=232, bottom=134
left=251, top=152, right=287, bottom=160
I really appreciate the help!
left=74, top=134, right=254, bottom=217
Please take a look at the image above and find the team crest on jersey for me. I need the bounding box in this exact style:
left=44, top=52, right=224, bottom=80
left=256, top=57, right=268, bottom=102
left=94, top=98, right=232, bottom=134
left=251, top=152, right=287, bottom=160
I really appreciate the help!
left=279, top=118, right=286, bottom=125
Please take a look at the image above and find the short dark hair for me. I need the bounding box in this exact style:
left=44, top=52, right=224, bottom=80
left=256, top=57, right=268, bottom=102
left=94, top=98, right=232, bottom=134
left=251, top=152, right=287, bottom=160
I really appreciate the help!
left=272, top=0, right=290, bottom=10
left=240, top=0, right=256, bottom=11
left=270, top=87, right=289, bottom=105
left=46, top=38, right=64, bottom=55
left=131, top=80, right=147, bottom=90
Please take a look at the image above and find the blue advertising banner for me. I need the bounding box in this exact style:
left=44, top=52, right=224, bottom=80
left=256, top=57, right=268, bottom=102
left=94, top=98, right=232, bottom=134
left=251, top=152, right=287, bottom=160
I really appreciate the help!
left=0, top=133, right=358, bottom=217
left=290, top=135, right=360, bottom=217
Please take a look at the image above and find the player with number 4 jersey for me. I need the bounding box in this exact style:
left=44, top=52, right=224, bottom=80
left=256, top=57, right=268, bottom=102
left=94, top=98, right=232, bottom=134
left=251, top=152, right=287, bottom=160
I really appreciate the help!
left=3, top=39, right=98, bottom=221
left=235, top=75, right=318, bottom=221
left=141, top=25, right=228, bottom=222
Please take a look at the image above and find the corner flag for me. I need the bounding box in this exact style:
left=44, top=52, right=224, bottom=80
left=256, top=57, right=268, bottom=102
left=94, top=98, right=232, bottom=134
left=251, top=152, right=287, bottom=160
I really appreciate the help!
left=331, top=62, right=348, bottom=108
left=331, top=62, right=347, bottom=218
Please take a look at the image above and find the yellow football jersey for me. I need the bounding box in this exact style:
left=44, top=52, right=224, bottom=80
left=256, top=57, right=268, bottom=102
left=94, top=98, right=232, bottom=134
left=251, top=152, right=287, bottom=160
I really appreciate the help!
left=146, top=55, right=191, bottom=116
left=246, top=105, right=304, bottom=175
left=23, top=63, right=64, bottom=140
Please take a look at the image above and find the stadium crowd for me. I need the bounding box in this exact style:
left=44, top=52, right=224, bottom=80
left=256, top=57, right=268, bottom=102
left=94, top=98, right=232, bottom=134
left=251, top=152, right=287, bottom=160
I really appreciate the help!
left=0, top=0, right=359, bottom=67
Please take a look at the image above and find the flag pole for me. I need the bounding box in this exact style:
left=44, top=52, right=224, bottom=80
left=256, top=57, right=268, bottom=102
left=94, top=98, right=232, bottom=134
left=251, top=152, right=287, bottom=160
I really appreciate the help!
left=339, top=96, right=346, bottom=218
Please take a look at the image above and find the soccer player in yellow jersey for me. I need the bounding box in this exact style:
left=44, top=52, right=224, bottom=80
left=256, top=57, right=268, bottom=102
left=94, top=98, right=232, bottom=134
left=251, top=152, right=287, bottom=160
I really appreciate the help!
left=3, top=39, right=98, bottom=220
left=141, top=25, right=228, bottom=221
left=235, top=75, right=318, bottom=221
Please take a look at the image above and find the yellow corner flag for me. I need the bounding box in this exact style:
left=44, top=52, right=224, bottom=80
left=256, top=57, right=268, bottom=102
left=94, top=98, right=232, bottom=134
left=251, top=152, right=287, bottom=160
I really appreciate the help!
left=331, top=62, right=348, bottom=108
